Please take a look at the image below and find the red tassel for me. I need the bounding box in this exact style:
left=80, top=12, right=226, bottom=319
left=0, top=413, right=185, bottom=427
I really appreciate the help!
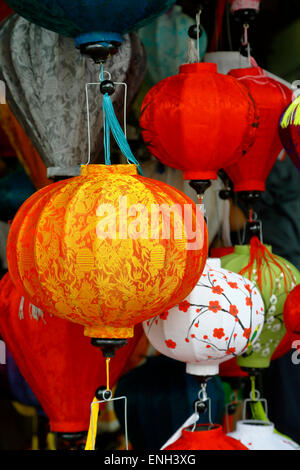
left=239, top=236, right=295, bottom=293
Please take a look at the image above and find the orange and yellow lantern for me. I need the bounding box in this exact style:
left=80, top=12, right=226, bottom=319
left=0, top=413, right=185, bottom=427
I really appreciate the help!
left=7, top=164, right=208, bottom=339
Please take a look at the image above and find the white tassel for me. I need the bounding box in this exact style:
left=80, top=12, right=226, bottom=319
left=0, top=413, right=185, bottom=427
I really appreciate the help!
left=186, top=38, right=199, bottom=64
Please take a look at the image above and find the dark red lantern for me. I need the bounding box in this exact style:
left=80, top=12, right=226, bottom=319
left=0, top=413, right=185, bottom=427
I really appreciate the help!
left=140, top=62, right=258, bottom=187
left=0, top=273, right=142, bottom=433
left=164, top=424, right=248, bottom=450
left=225, top=66, right=292, bottom=193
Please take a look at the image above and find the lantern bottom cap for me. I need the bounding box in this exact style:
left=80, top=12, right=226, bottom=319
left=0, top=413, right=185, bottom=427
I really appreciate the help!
left=186, top=362, right=219, bottom=376
left=84, top=325, right=134, bottom=339
left=183, top=170, right=218, bottom=181
left=237, top=357, right=271, bottom=369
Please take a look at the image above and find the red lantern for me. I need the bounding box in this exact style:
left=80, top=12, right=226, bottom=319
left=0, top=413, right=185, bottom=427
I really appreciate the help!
left=140, top=62, right=258, bottom=182
left=164, top=424, right=248, bottom=450
left=272, top=284, right=300, bottom=360
left=225, top=66, right=292, bottom=192
left=0, top=273, right=142, bottom=433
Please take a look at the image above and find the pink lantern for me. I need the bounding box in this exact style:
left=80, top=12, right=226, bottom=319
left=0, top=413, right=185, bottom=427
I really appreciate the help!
left=143, top=258, right=264, bottom=376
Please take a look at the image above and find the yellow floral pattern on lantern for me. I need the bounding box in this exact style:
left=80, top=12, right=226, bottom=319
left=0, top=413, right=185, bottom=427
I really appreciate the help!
left=13, top=165, right=208, bottom=338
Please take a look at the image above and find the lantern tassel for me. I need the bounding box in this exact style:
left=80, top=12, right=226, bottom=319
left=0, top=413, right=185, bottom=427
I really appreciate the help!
left=102, top=90, right=143, bottom=175
left=280, top=95, right=300, bottom=128
left=85, top=358, right=111, bottom=450
left=84, top=397, right=100, bottom=451
left=239, top=236, right=295, bottom=293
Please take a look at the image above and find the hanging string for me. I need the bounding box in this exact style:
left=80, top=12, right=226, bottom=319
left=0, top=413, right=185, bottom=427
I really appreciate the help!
left=106, top=358, right=110, bottom=391
left=100, top=64, right=143, bottom=175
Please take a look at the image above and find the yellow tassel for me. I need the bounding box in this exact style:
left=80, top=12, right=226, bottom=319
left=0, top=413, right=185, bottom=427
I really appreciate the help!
left=46, top=432, right=56, bottom=450
left=84, top=397, right=100, bottom=451
left=280, top=95, right=300, bottom=128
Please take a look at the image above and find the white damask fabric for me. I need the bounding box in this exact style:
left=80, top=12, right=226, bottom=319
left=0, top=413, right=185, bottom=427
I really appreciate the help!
left=0, top=15, right=146, bottom=174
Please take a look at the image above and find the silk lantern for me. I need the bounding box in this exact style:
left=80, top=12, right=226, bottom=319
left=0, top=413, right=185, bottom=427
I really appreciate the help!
left=271, top=284, right=300, bottom=360
left=0, top=15, right=146, bottom=178
left=143, top=258, right=264, bottom=376
left=221, top=237, right=300, bottom=369
left=0, top=272, right=143, bottom=433
left=6, top=0, right=176, bottom=61
left=225, top=66, right=292, bottom=193
left=7, top=164, right=208, bottom=341
left=228, top=420, right=300, bottom=450
left=165, top=424, right=248, bottom=450
left=279, top=89, right=300, bottom=172
left=140, top=62, right=258, bottom=196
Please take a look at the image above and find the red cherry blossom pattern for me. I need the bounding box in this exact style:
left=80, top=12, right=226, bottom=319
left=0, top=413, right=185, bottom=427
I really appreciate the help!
left=245, top=284, right=252, bottom=293
left=226, top=347, right=236, bottom=355
left=203, top=335, right=208, bottom=339
left=208, top=300, right=222, bottom=313
left=228, top=282, right=238, bottom=289
left=185, top=338, right=189, bottom=343
left=160, top=311, right=169, bottom=320
left=243, top=328, right=251, bottom=339
left=178, top=300, right=191, bottom=312
left=213, top=328, right=225, bottom=339
left=212, top=285, right=224, bottom=295
left=245, top=297, right=252, bottom=307
left=165, top=339, right=176, bottom=349
left=229, top=305, right=239, bottom=316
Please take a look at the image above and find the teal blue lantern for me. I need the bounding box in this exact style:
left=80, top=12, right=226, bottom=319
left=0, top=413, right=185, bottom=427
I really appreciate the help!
left=6, top=0, right=176, bottom=61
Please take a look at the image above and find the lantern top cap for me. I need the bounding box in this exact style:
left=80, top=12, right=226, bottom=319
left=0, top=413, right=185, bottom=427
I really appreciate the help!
left=236, top=420, right=275, bottom=436
left=234, top=244, right=272, bottom=255
left=179, top=63, right=218, bottom=74
left=228, top=66, right=265, bottom=78
left=182, top=423, right=222, bottom=437
left=80, top=164, right=138, bottom=177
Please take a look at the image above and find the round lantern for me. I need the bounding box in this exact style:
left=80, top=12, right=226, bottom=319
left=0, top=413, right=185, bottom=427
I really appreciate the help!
left=165, top=424, right=248, bottom=450
left=140, top=62, right=259, bottom=194
left=0, top=273, right=143, bottom=434
left=271, top=284, right=300, bottom=360
left=283, top=284, right=300, bottom=334
left=225, top=66, right=292, bottom=194
left=279, top=90, right=300, bottom=173
left=8, top=164, right=208, bottom=340
left=143, top=258, right=264, bottom=376
left=228, top=420, right=300, bottom=450
left=6, top=0, right=176, bottom=60
left=221, top=238, right=300, bottom=369
left=0, top=15, right=146, bottom=178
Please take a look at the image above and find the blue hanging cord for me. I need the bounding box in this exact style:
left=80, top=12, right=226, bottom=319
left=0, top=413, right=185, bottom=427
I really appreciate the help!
left=100, top=65, right=143, bottom=175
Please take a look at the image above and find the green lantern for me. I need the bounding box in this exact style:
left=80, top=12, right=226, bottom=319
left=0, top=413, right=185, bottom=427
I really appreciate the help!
left=221, top=237, right=300, bottom=369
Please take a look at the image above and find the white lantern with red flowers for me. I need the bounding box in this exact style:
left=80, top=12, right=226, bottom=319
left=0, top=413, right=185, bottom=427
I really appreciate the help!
left=143, top=258, right=264, bottom=376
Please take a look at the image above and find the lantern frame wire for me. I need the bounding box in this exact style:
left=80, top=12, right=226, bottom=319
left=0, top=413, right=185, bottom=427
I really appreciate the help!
left=85, top=75, right=128, bottom=166
left=191, top=383, right=213, bottom=431
left=242, top=388, right=269, bottom=422
left=90, top=394, right=128, bottom=451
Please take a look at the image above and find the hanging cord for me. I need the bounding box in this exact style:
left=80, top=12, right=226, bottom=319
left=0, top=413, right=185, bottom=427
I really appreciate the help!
left=187, top=9, right=202, bottom=63
left=241, top=23, right=251, bottom=66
